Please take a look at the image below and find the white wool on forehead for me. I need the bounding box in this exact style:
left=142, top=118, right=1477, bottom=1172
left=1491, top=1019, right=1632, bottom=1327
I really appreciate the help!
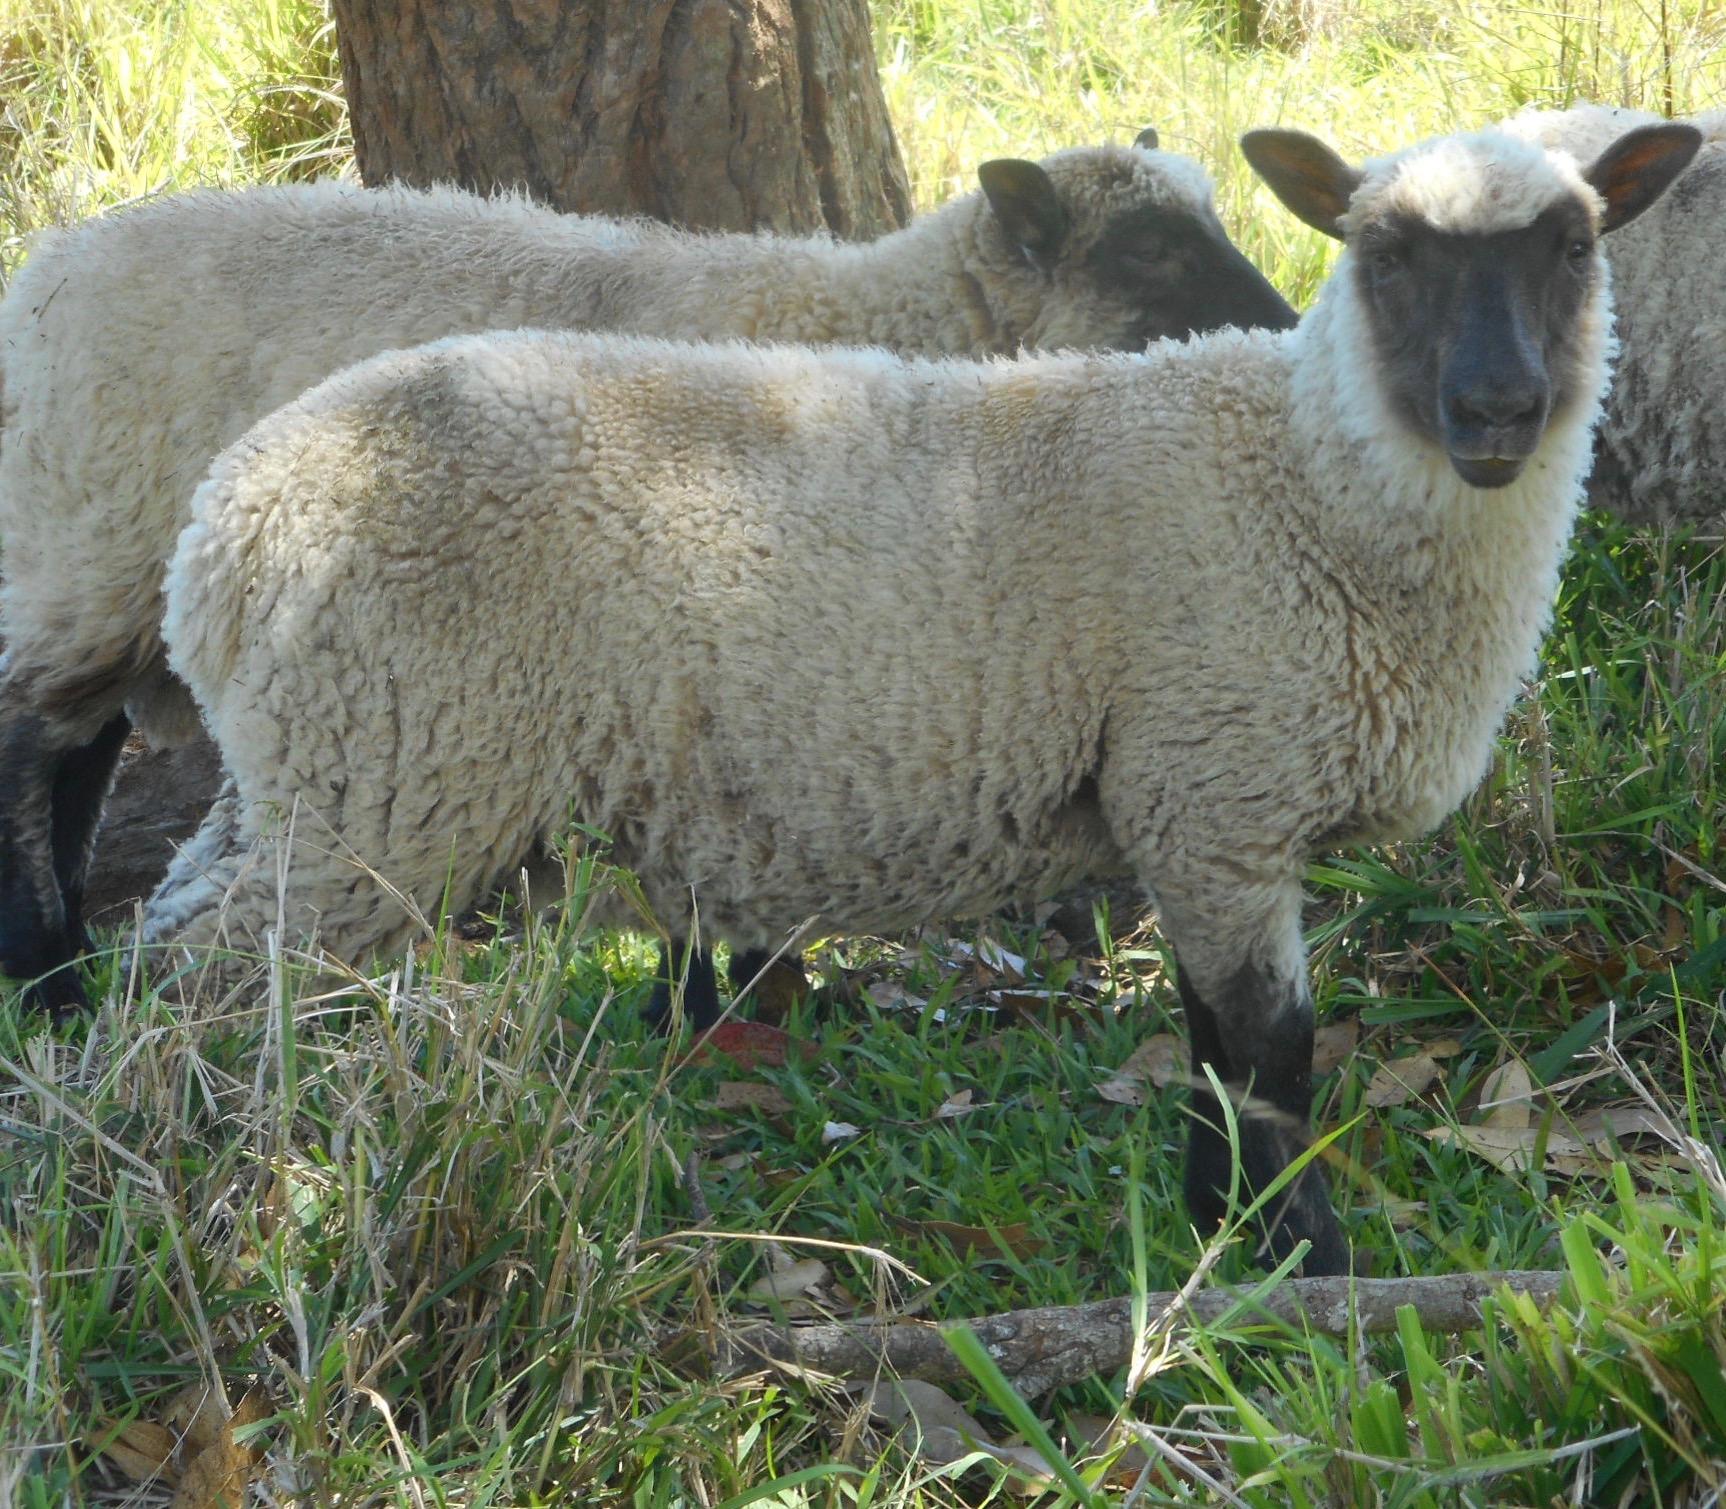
left=1341, top=128, right=1593, bottom=235
left=1040, top=141, right=1216, bottom=215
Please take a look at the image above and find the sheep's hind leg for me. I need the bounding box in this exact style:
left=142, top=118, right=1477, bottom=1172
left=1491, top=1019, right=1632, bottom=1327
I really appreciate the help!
left=49, top=713, right=132, bottom=956
left=645, top=939, right=725, bottom=1032
left=0, top=705, right=92, bottom=1015
left=1168, top=902, right=1350, bottom=1275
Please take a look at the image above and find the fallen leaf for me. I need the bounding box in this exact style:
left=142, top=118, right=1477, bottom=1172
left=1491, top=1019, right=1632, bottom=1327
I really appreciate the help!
left=1364, top=1052, right=1443, bottom=1108
left=100, top=1387, right=267, bottom=1509
left=975, top=938, right=1028, bottom=982
left=986, top=1441, right=1062, bottom=1489
left=866, top=979, right=928, bottom=1013
left=893, top=1215, right=1047, bottom=1261
left=100, top=1419, right=178, bottom=1483
left=172, top=1442, right=251, bottom=1509
left=1570, top=1105, right=1675, bottom=1145
left=1425, top=1123, right=1599, bottom=1176
left=166, top=1383, right=232, bottom=1456
left=1476, top=1060, right=1534, bottom=1131
left=863, top=1379, right=992, bottom=1466
left=1312, top=1019, right=1360, bottom=1075
left=712, top=1081, right=794, bottom=1115
left=1367, top=1197, right=1429, bottom=1229
left=746, top=1256, right=829, bottom=1302
left=1064, top=1412, right=1152, bottom=1479
left=686, top=1022, right=816, bottom=1070
left=1098, top=1034, right=1183, bottom=1105
left=989, top=988, right=1066, bottom=1015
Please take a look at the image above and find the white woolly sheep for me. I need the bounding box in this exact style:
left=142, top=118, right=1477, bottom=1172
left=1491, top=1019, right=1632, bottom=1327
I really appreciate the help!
left=1505, top=103, right=1726, bottom=525
left=142, top=122, right=1698, bottom=1273
left=0, top=134, right=1299, bottom=1016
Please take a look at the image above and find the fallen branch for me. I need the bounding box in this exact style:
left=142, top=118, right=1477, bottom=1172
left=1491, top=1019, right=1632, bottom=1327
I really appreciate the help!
left=714, top=1270, right=1568, bottom=1397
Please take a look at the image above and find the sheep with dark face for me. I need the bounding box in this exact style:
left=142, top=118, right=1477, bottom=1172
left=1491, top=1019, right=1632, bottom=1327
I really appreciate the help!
left=142, top=121, right=1696, bottom=1272
left=0, top=133, right=1297, bottom=1018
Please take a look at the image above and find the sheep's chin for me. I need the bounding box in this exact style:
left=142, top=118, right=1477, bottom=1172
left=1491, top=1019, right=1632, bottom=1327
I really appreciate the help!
left=1447, top=453, right=1529, bottom=488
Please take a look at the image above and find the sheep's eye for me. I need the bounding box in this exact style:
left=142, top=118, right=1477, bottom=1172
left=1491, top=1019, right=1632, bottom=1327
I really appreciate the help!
left=1566, top=236, right=1594, bottom=264
left=1370, top=246, right=1403, bottom=274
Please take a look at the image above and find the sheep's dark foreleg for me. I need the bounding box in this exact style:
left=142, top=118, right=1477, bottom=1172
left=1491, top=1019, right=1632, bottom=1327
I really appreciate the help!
left=728, top=948, right=771, bottom=993
left=0, top=707, right=89, bottom=1015
left=645, top=938, right=725, bottom=1032
left=1173, top=932, right=1349, bottom=1275
left=49, top=712, right=132, bottom=956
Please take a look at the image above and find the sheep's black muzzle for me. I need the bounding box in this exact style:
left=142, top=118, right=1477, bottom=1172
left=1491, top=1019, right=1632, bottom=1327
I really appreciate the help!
left=1435, top=262, right=1555, bottom=488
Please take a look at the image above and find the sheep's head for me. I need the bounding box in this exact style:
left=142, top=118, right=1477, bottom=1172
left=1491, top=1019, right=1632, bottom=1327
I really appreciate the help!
left=1243, top=121, right=1700, bottom=487
left=973, top=134, right=1298, bottom=352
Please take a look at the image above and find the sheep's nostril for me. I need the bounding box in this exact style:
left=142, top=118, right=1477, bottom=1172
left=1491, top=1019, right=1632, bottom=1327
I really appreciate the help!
left=1448, top=387, right=1546, bottom=435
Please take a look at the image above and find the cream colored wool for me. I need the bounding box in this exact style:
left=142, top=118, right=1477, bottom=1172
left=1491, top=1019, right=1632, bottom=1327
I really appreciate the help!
left=144, top=128, right=1613, bottom=1001
left=0, top=142, right=1221, bottom=747
left=1507, top=103, right=1726, bottom=525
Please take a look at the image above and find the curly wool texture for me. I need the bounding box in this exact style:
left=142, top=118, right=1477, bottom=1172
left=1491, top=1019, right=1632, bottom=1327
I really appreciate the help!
left=0, top=143, right=1221, bottom=746
left=146, top=130, right=1610, bottom=996
left=1507, top=102, right=1726, bottom=524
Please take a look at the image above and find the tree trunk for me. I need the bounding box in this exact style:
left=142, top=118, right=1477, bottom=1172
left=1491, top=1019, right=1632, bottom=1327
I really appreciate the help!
left=86, top=0, right=910, bottom=921
left=329, top=0, right=911, bottom=239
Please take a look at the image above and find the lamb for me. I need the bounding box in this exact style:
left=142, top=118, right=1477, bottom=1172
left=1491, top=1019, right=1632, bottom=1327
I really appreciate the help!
left=140, top=121, right=1698, bottom=1273
left=0, top=132, right=1300, bottom=1017
left=1503, top=103, right=1726, bottom=525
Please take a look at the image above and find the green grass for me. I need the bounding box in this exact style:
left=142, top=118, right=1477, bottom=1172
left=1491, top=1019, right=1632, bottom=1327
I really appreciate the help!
left=2, top=0, right=1725, bottom=1503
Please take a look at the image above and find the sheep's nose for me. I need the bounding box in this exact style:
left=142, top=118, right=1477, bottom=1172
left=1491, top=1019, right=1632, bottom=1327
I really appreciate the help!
left=1447, top=386, right=1546, bottom=434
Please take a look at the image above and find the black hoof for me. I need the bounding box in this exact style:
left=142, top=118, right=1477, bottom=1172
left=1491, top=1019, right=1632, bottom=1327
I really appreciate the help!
left=23, top=960, right=91, bottom=1023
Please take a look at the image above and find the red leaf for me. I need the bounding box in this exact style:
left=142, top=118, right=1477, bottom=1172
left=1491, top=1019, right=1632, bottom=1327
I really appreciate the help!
left=686, top=1021, right=817, bottom=1070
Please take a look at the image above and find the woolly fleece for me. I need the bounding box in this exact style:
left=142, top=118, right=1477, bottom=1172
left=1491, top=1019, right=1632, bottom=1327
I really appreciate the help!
left=0, top=141, right=1227, bottom=746
left=145, top=128, right=1613, bottom=1007
left=1507, top=102, right=1726, bottom=523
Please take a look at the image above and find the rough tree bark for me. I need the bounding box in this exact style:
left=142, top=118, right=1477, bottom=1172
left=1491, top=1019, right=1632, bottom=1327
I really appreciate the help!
left=86, top=0, right=911, bottom=921
left=329, top=0, right=911, bottom=238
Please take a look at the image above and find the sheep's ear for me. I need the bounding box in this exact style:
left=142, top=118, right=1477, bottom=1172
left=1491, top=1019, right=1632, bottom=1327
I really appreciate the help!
left=1134, top=126, right=1160, bottom=151
left=1240, top=129, right=1362, bottom=240
left=1583, top=121, right=1702, bottom=232
left=978, top=159, right=1070, bottom=264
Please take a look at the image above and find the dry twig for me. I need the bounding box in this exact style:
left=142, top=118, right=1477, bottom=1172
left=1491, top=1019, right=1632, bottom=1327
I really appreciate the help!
left=713, top=1270, right=1568, bottom=1396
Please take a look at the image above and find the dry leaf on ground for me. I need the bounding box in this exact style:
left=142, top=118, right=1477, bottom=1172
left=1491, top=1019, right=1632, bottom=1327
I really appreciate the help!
left=1570, top=1105, right=1676, bottom=1144
left=892, top=1215, right=1047, bottom=1261
left=746, top=1256, right=829, bottom=1303
left=867, top=979, right=928, bottom=1012
left=99, top=1385, right=267, bottom=1509
left=1364, top=1052, right=1444, bottom=1108
left=1098, top=1034, right=1183, bottom=1107
left=862, top=1380, right=1060, bottom=1487
left=1476, top=1060, right=1534, bottom=1130
left=686, top=1022, right=816, bottom=1070
left=1425, top=1123, right=1599, bottom=1176
left=1312, top=1018, right=1360, bottom=1074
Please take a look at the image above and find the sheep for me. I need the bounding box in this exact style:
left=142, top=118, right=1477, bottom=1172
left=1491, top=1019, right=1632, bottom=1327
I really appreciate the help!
left=0, top=132, right=1300, bottom=1018
left=139, top=121, right=1698, bottom=1273
left=1503, top=103, right=1726, bottom=526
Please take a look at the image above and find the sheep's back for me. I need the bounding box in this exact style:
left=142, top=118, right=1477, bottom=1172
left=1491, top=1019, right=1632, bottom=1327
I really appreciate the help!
left=170, top=330, right=1174, bottom=943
